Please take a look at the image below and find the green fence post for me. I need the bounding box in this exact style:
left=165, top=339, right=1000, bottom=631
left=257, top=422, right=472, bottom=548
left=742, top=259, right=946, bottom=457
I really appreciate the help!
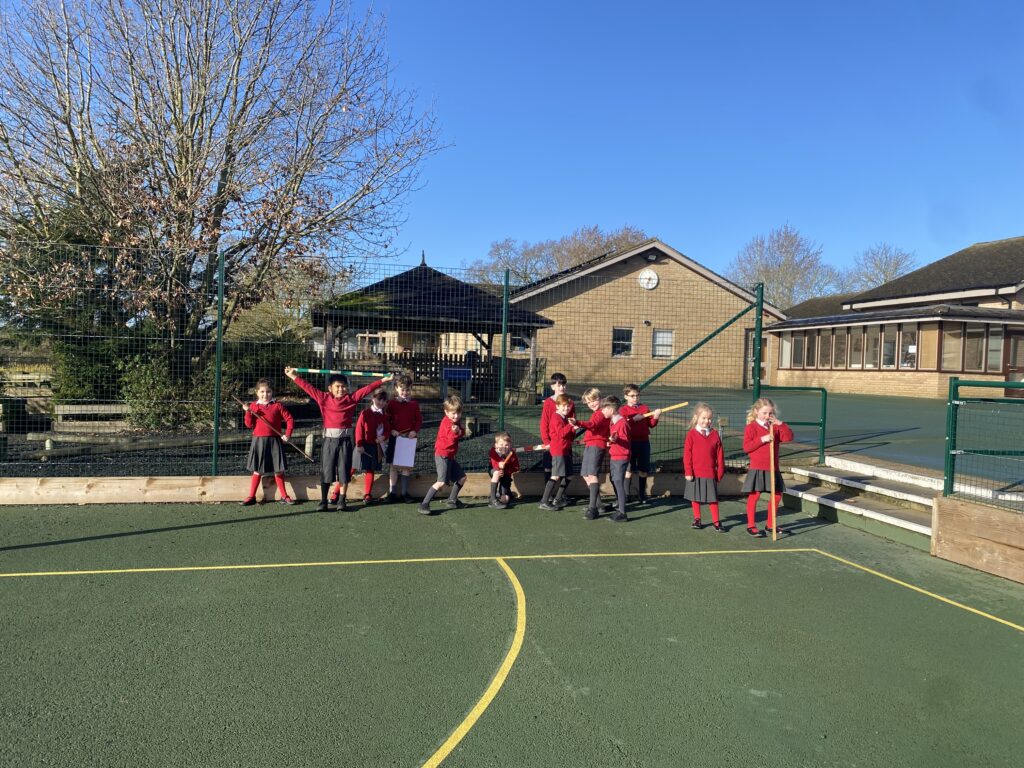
left=211, top=250, right=225, bottom=475
left=499, top=269, right=509, bottom=431
left=943, top=376, right=959, bottom=496
left=752, top=282, right=764, bottom=401
left=818, top=387, right=827, bottom=465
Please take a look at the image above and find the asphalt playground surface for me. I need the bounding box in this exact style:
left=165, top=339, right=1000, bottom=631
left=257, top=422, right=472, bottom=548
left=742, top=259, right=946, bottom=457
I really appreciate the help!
left=2, top=496, right=1022, bottom=767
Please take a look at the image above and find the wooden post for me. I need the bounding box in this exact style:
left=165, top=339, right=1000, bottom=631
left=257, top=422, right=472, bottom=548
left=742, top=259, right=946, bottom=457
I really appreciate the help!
left=324, top=320, right=335, bottom=370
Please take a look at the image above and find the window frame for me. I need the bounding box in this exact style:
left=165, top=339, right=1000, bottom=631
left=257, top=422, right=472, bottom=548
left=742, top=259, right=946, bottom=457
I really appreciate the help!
left=612, top=327, right=634, bottom=358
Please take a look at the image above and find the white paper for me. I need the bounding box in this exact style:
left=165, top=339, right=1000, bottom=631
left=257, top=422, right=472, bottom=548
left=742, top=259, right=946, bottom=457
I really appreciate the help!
left=393, top=436, right=417, bottom=467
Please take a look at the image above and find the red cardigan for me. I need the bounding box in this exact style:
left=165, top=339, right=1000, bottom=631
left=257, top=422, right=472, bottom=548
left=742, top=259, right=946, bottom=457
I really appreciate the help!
left=434, top=417, right=463, bottom=459
left=620, top=403, right=658, bottom=441
left=547, top=412, right=576, bottom=457
left=386, top=398, right=423, bottom=434
left=608, top=415, right=631, bottom=461
left=575, top=409, right=610, bottom=448
left=540, top=396, right=575, bottom=443
left=683, top=428, right=724, bottom=481
left=742, top=421, right=794, bottom=471
left=292, top=376, right=382, bottom=430
left=244, top=401, right=294, bottom=438
left=355, top=407, right=389, bottom=448
left=489, top=448, right=521, bottom=474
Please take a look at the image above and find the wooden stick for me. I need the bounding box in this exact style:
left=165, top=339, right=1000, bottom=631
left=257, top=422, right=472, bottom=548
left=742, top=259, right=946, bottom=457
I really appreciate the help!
left=499, top=444, right=546, bottom=469
left=769, top=422, right=777, bottom=542
left=293, top=368, right=391, bottom=377
left=642, top=400, right=689, bottom=418
left=233, top=395, right=315, bottom=463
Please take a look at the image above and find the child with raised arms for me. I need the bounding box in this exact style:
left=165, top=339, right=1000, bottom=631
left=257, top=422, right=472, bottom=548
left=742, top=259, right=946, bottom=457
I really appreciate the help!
left=353, top=388, right=389, bottom=506
left=385, top=374, right=422, bottom=503
left=742, top=398, right=794, bottom=537
left=571, top=387, right=610, bottom=520
left=683, top=402, right=726, bottom=531
left=488, top=431, right=519, bottom=509
left=241, top=378, right=296, bottom=506
left=538, top=394, right=576, bottom=511
left=605, top=395, right=631, bottom=522
left=419, top=395, right=467, bottom=515
left=620, top=384, right=662, bottom=504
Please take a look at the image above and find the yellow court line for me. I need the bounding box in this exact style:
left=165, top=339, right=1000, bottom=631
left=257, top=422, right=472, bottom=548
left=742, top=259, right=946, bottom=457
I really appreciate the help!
left=812, top=549, right=1024, bottom=634
left=421, top=558, right=526, bottom=768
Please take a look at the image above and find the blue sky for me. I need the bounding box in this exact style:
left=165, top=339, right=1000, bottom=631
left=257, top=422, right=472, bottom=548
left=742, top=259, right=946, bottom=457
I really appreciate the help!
left=374, top=0, right=1024, bottom=275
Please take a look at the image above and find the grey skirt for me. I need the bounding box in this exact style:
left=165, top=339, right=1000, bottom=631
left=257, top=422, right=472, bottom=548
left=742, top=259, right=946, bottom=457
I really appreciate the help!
left=247, top=436, right=287, bottom=475
left=684, top=477, right=719, bottom=503
left=741, top=469, right=785, bottom=494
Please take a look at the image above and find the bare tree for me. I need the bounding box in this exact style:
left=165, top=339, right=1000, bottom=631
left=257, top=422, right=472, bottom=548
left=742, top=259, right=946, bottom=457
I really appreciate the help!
left=841, top=243, right=918, bottom=292
left=465, top=224, right=649, bottom=285
left=727, top=223, right=841, bottom=309
left=0, top=0, right=440, bottom=343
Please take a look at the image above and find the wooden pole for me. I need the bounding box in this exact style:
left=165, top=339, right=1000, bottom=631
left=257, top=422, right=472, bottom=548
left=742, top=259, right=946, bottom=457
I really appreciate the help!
left=769, top=422, right=777, bottom=542
left=293, top=368, right=391, bottom=377
left=642, top=400, right=689, bottom=418
left=232, top=395, right=315, bottom=463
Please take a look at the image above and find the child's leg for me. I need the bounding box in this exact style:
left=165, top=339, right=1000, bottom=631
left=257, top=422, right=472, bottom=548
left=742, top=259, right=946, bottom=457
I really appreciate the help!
left=691, top=501, right=702, bottom=521
left=273, top=473, right=288, bottom=499
left=448, top=477, right=465, bottom=502
left=363, top=472, right=374, bottom=497
left=612, top=467, right=626, bottom=514
left=746, top=492, right=760, bottom=529
left=638, top=472, right=648, bottom=501
left=586, top=478, right=600, bottom=511
left=247, top=472, right=261, bottom=500
left=488, top=470, right=499, bottom=503
left=389, top=463, right=399, bottom=493
left=709, top=502, right=721, bottom=525
left=400, top=470, right=411, bottom=497
left=423, top=480, right=444, bottom=505
left=540, top=476, right=558, bottom=506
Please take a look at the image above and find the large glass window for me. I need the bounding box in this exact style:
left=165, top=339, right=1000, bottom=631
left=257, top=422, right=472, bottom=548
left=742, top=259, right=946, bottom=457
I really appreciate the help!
left=612, top=328, right=633, bottom=357
left=941, top=323, right=963, bottom=371
left=818, top=329, right=832, bottom=369
left=780, top=332, right=792, bottom=368
left=864, top=326, right=881, bottom=369
left=881, top=325, right=897, bottom=368
left=964, top=324, right=985, bottom=372
left=899, top=324, right=917, bottom=369
left=849, top=327, right=864, bottom=368
left=833, top=328, right=848, bottom=369
left=652, top=329, right=674, bottom=358
left=805, top=331, right=817, bottom=367
left=919, top=322, right=939, bottom=370
left=792, top=332, right=805, bottom=368
left=987, top=326, right=1004, bottom=372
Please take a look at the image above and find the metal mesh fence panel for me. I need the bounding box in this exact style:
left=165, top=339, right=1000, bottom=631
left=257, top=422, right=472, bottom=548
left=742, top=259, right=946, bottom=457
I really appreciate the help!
left=948, top=398, right=1024, bottom=514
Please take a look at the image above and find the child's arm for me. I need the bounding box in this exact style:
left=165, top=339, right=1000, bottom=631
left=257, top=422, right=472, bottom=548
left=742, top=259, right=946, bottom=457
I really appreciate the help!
left=683, top=431, right=694, bottom=479
left=742, top=423, right=765, bottom=454
left=714, top=435, right=725, bottom=482
left=280, top=403, right=294, bottom=440
left=773, top=421, right=795, bottom=443
left=648, top=408, right=662, bottom=427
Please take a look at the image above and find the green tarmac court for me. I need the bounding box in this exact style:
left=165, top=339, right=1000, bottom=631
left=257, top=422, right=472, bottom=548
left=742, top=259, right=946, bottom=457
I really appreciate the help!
left=2, top=498, right=1022, bottom=767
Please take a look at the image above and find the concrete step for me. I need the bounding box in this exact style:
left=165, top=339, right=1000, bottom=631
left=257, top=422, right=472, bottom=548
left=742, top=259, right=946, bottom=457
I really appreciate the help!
left=788, top=465, right=935, bottom=509
left=823, top=456, right=943, bottom=491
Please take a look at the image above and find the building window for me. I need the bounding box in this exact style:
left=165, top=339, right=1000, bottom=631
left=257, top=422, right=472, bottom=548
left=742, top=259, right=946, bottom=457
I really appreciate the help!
left=652, top=329, right=674, bottom=358
left=899, top=324, right=917, bottom=369
left=941, top=323, right=963, bottom=371
left=849, top=327, right=864, bottom=369
left=919, top=322, right=939, bottom=370
left=805, top=331, right=817, bottom=368
left=792, top=332, right=805, bottom=368
left=964, top=324, right=985, bottom=372
left=612, top=328, right=633, bottom=357
left=780, top=332, right=792, bottom=369
left=864, top=326, right=881, bottom=369
left=881, top=325, right=898, bottom=369
left=987, top=326, right=1004, bottom=372
left=833, top=328, right=848, bottom=369
left=818, top=329, right=832, bottom=369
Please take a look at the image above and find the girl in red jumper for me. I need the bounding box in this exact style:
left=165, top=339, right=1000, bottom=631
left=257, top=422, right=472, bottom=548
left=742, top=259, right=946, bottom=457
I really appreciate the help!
left=683, top=402, right=725, bottom=531
left=241, top=379, right=296, bottom=506
left=741, top=398, right=794, bottom=537
left=353, top=389, right=390, bottom=505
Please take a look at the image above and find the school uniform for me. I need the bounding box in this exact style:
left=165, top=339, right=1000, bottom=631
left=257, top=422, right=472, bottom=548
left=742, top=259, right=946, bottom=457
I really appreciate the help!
left=355, top=405, right=389, bottom=473
left=608, top=414, right=632, bottom=516
left=741, top=420, right=794, bottom=493
left=489, top=447, right=521, bottom=499
left=433, top=418, right=465, bottom=484
left=547, top=411, right=577, bottom=478
left=540, top=396, right=574, bottom=471
left=620, top=403, right=658, bottom=473
left=244, top=400, right=294, bottom=474
left=683, top=427, right=725, bottom=503
left=576, top=409, right=610, bottom=476
left=385, top=397, right=423, bottom=465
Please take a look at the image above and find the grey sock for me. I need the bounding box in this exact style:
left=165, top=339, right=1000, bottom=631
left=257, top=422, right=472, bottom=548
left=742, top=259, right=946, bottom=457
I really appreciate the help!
left=400, top=475, right=410, bottom=495
left=588, top=483, right=600, bottom=509
left=423, top=486, right=439, bottom=504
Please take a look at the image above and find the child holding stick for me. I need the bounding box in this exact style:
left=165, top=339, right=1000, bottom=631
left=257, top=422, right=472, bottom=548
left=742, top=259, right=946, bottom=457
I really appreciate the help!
left=385, top=374, right=422, bottom=503
left=742, top=398, right=794, bottom=537
left=241, top=378, right=296, bottom=506
left=683, top=402, right=726, bottom=531
left=419, top=395, right=467, bottom=515
left=353, top=388, right=390, bottom=505
left=571, top=387, right=610, bottom=520
left=488, top=432, right=519, bottom=509
left=620, top=384, right=662, bottom=504
left=285, top=366, right=392, bottom=511
left=606, top=396, right=631, bottom=522
left=539, top=394, right=576, bottom=511
left=539, top=372, right=575, bottom=503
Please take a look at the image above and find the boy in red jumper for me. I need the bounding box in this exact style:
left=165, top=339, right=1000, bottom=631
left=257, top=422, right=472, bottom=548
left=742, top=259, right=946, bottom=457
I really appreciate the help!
left=488, top=432, right=519, bottom=509
left=419, top=395, right=466, bottom=515
left=241, top=379, right=296, bottom=505
left=385, top=374, right=423, bottom=503
left=620, top=384, right=662, bottom=504
left=539, top=372, right=574, bottom=503
left=741, top=398, right=794, bottom=536
left=683, top=402, right=726, bottom=531
left=354, top=389, right=389, bottom=505
left=539, top=394, right=576, bottom=510
left=606, top=396, right=631, bottom=522
left=285, top=366, right=393, bottom=511
left=571, top=387, right=610, bottom=520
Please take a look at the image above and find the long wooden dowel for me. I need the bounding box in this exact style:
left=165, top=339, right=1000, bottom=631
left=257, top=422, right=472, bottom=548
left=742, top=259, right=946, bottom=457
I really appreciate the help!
left=642, top=400, right=689, bottom=418
left=233, top=395, right=315, bottom=463
left=769, top=423, right=777, bottom=542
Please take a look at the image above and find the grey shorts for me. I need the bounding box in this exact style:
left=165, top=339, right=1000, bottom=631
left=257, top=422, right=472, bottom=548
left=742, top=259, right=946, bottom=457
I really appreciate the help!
left=629, top=442, right=652, bottom=473
left=581, top=445, right=605, bottom=476
left=321, top=434, right=354, bottom=484
left=550, top=454, right=574, bottom=478
left=434, top=455, right=465, bottom=485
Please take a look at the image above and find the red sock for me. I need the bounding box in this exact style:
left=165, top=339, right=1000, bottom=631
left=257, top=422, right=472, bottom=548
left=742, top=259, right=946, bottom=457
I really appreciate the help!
left=709, top=503, right=720, bottom=524
left=331, top=482, right=341, bottom=501
left=248, top=473, right=261, bottom=499
left=363, top=472, right=374, bottom=496
left=746, top=493, right=759, bottom=528
left=274, top=474, right=288, bottom=499
left=691, top=502, right=701, bottom=520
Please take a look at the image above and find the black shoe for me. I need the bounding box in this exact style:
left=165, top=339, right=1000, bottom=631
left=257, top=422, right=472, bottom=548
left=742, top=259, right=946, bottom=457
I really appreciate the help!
left=362, top=494, right=374, bottom=506
left=763, top=526, right=787, bottom=536
left=402, top=493, right=415, bottom=504
left=488, top=499, right=507, bottom=509
left=584, top=508, right=598, bottom=520
left=712, top=522, right=726, bottom=533
left=609, top=512, right=628, bottom=522
left=280, top=497, right=296, bottom=505
left=328, top=494, right=340, bottom=506
left=338, top=498, right=348, bottom=511
left=538, top=501, right=558, bottom=511
left=691, top=519, right=702, bottom=530
left=553, top=496, right=568, bottom=509
left=747, top=526, right=765, bottom=538
left=316, top=500, right=329, bottom=511
left=418, top=502, right=432, bottom=515
left=385, top=491, right=399, bottom=503
left=637, top=497, right=649, bottom=506
left=445, top=499, right=466, bottom=509
left=602, top=502, right=614, bottom=512
left=240, top=497, right=257, bottom=506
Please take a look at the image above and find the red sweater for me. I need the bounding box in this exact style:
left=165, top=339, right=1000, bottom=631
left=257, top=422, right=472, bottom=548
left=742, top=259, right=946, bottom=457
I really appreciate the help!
left=743, top=421, right=794, bottom=471
left=547, top=412, right=576, bottom=457
left=608, top=415, right=631, bottom=461
left=386, top=397, right=423, bottom=434
left=540, top=396, right=574, bottom=443
left=355, top=407, right=389, bottom=448
left=489, top=448, right=521, bottom=475
left=575, top=408, right=610, bottom=448
left=619, top=403, right=658, bottom=441
left=292, top=376, right=382, bottom=430
left=434, top=417, right=463, bottom=459
left=244, top=401, right=294, bottom=438
left=683, top=428, right=725, bottom=481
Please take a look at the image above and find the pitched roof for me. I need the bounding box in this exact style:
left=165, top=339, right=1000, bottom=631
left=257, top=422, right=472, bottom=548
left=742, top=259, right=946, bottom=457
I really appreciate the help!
left=311, top=263, right=553, bottom=333
left=845, top=236, right=1024, bottom=308
left=784, top=293, right=858, bottom=319
left=767, top=303, right=1024, bottom=332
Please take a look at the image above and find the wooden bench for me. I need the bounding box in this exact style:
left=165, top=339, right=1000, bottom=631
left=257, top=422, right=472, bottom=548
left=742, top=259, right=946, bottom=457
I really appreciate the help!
left=53, top=403, right=130, bottom=433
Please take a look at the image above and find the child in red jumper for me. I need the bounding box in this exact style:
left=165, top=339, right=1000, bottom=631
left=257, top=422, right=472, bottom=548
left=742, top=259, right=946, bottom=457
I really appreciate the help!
left=606, top=396, right=631, bottom=522
left=488, top=432, right=520, bottom=509
left=742, top=398, right=794, bottom=537
left=419, top=395, right=466, bottom=515
left=539, top=394, right=576, bottom=510
left=285, top=366, right=393, bottom=511
left=385, top=374, right=423, bottom=503
left=241, top=379, right=295, bottom=505
left=683, top=402, right=726, bottom=531
left=539, top=372, right=575, bottom=502
left=620, top=384, right=662, bottom=504
left=354, top=389, right=390, bottom=505
left=571, top=387, right=610, bottom=520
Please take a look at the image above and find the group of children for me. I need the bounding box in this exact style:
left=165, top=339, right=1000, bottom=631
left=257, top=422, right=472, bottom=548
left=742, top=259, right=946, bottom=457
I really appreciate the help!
left=240, top=369, right=792, bottom=535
